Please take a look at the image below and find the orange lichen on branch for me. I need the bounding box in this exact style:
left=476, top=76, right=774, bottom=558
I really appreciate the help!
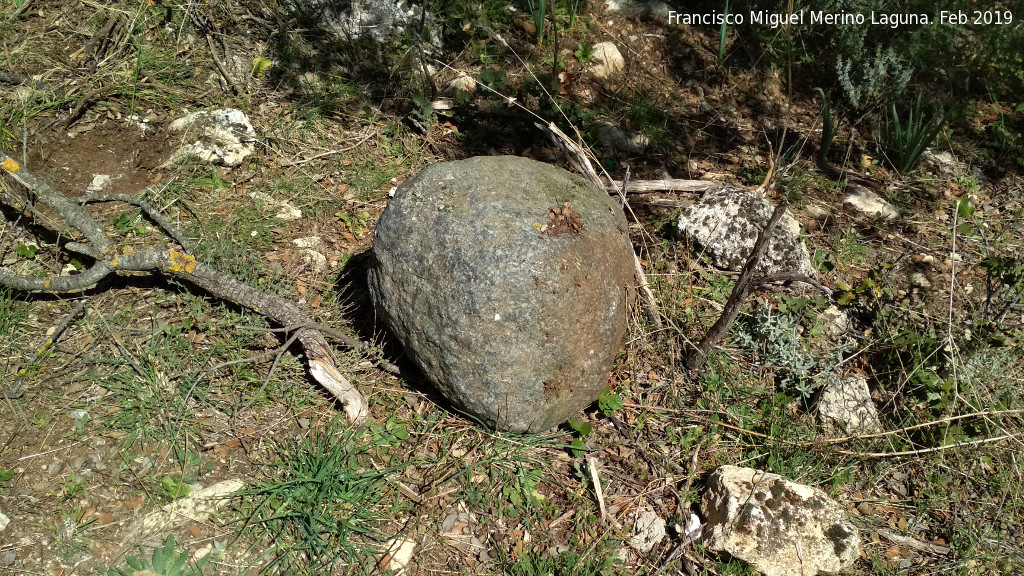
left=2, top=158, right=19, bottom=173
left=167, top=249, right=197, bottom=274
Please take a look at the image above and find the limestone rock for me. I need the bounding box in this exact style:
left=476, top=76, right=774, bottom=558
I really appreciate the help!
left=445, top=73, right=476, bottom=95
left=702, top=465, right=860, bottom=576
left=603, top=0, right=670, bottom=19
left=819, top=375, right=882, bottom=436
left=587, top=42, right=625, bottom=79
left=169, top=108, right=255, bottom=167
left=290, top=0, right=434, bottom=43
left=818, top=305, right=852, bottom=339
left=629, top=510, right=666, bottom=553
left=677, top=188, right=816, bottom=278
left=596, top=122, right=650, bottom=155
left=843, top=185, right=899, bottom=220
left=368, top=156, right=634, bottom=432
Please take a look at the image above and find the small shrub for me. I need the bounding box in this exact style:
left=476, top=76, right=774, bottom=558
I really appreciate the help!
left=881, top=92, right=945, bottom=174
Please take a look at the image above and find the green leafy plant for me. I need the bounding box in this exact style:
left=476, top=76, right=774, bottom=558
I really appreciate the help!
left=734, top=304, right=847, bottom=400
left=160, top=474, right=192, bottom=500
left=251, top=57, right=273, bottom=78
left=410, top=92, right=434, bottom=125
left=526, top=0, right=547, bottom=46
left=815, top=87, right=837, bottom=159
left=882, top=92, right=945, bottom=174
left=0, top=468, right=15, bottom=492
left=597, top=387, right=623, bottom=417
left=15, top=244, right=37, bottom=259
left=718, top=0, right=730, bottom=61
left=112, top=211, right=148, bottom=235
left=106, top=534, right=222, bottom=576
left=567, top=416, right=592, bottom=457
left=574, top=42, right=594, bottom=65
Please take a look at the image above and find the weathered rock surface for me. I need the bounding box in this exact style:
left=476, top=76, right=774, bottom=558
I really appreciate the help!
left=677, top=188, right=816, bottom=278
left=844, top=184, right=899, bottom=220
left=169, top=108, right=255, bottom=167
left=603, top=0, right=670, bottom=19
left=596, top=122, right=650, bottom=155
left=290, top=0, right=434, bottom=42
left=818, top=374, right=883, bottom=436
left=587, top=42, right=625, bottom=79
left=701, top=465, right=860, bottom=576
left=368, top=156, right=634, bottom=432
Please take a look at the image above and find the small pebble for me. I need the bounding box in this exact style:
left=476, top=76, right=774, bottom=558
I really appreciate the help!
left=857, top=502, right=874, bottom=516
left=1, top=552, right=15, bottom=566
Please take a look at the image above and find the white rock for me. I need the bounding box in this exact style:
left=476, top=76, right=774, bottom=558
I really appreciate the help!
left=249, top=191, right=302, bottom=221
left=629, top=510, right=666, bottom=553
left=86, top=174, right=112, bottom=194
left=0, top=510, right=9, bottom=532
left=445, top=73, right=476, bottom=95
left=843, top=185, right=899, bottom=221
left=818, top=305, right=851, bottom=339
left=292, top=236, right=324, bottom=249
left=302, top=249, right=329, bottom=275
left=677, top=188, right=816, bottom=279
left=702, top=466, right=860, bottom=576
left=587, top=42, right=624, bottom=79
left=910, top=272, right=931, bottom=289
left=603, top=0, right=669, bottom=19
left=921, top=149, right=965, bottom=176
left=125, top=479, right=244, bottom=540
left=169, top=108, right=256, bottom=167
left=818, top=374, right=882, bottom=435
left=381, top=537, right=416, bottom=571
left=596, top=122, right=649, bottom=155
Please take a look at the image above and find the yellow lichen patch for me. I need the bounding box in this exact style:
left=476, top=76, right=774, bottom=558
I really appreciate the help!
left=167, top=249, right=197, bottom=274
left=2, top=158, right=19, bottom=173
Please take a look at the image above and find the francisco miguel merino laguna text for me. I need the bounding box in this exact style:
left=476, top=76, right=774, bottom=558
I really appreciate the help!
left=669, top=10, right=946, bottom=29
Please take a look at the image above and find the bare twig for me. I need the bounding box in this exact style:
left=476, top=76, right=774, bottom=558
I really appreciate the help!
left=79, top=193, right=194, bottom=251
left=606, top=179, right=717, bottom=194
left=1, top=149, right=369, bottom=423
left=877, top=529, right=952, bottom=555
left=588, top=456, right=607, bottom=521
left=684, top=199, right=790, bottom=370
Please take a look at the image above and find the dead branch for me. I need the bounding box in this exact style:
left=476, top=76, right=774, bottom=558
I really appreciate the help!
left=79, top=192, right=194, bottom=251
left=684, top=199, right=790, bottom=370
left=606, top=179, right=717, bottom=194
left=0, top=149, right=369, bottom=424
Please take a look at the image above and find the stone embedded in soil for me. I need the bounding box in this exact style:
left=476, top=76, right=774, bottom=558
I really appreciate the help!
left=367, top=156, right=635, bottom=432
left=843, top=184, right=899, bottom=221
left=701, top=465, right=860, bottom=576
left=677, top=187, right=816, bottom=279
left=168, top=108, right=255, bottom=167
left=818, top=374, right=883, bottom=436
left=587, top=42, right=625, bottom=79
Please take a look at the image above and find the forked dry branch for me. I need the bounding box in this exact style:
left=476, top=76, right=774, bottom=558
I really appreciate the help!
left=0, top=149, right=369, bottom=423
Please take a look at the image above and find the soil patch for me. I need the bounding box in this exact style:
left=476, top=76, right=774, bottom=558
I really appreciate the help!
left=27, top=120, right=173, bottom=197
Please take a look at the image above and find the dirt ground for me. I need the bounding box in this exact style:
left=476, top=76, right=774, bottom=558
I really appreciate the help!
left=2, top=1, right=1024, bottom=575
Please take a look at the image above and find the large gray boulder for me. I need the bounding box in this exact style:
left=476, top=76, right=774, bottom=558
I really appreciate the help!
left=368, top=156, right=634, bottom=432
